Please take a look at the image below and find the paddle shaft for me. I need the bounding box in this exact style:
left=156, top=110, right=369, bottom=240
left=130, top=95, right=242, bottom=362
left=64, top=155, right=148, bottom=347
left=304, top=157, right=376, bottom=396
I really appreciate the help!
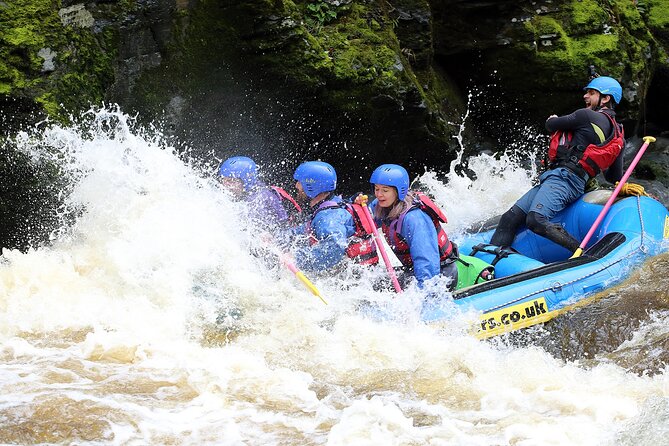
left=359, top=197, right=403, bottom=293
left=572, top=136, right=656, bottom=258
left=282, top=256, right=328, bottom=304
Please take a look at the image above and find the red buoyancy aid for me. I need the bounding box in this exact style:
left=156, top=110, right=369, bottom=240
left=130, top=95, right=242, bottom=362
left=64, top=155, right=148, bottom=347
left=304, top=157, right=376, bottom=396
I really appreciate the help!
left=381, top=192, right=453, bottom=267
left=270, top=186, right=302, bottom=225
left=308, top=199, right=379, bottom=265
left=547, top=110, right=624, bottom=178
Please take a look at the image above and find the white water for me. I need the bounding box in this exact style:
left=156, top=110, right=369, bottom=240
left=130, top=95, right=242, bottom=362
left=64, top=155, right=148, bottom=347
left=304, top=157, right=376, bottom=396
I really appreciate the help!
left=1, top=108, right=668, bottom=445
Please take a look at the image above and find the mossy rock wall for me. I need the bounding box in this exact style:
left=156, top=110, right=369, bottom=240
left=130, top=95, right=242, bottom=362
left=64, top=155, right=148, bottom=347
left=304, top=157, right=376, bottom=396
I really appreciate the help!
left=0, top=0, right=170, bottom=250
left=433, top=0, right=659, bottom=133
left=0, top=0, right=122, bottom=128
left=124, top=0, right=466, bottom=184
left=644, top=0, right=669, bottom=131
left=3, top=0, right=668, bottom=163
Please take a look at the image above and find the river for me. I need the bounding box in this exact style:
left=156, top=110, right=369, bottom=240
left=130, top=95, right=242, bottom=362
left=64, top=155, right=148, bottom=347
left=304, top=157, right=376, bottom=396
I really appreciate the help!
left=1, top=108, right=668, bottom=445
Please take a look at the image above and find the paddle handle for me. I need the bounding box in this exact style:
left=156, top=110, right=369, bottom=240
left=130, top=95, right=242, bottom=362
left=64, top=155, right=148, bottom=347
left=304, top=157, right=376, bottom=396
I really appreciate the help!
left=358, top=195, right=403, bottom=293
left=572, top=136, right=656, bottom=258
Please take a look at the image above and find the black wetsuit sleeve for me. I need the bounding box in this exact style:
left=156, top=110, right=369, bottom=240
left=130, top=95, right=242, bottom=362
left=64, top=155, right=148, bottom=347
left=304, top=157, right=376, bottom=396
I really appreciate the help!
left=546, top=108, right=613, bottom=152
left=545, top=109, right=589, bottom=133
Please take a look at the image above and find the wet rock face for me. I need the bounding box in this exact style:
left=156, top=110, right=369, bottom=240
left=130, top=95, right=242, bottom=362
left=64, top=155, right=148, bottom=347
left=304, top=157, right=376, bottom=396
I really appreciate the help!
left=432, top=0, right=659, bottom=123
left=4, top=1, right=668, bottom=149
left=113, top=0, right=667, bottom=174
left=392, top=0, right=433, bottom=69
left=106, top=0, right=178, bottom=103
left=3, top=1, right=669, bottom=201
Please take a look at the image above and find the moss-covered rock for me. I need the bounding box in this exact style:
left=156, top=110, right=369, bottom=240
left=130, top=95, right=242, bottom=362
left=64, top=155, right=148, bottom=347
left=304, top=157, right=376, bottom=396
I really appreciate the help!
left=0, top=0, right=120, bottom=125
left=477, top=0, right=654, bottom=120
left=647, top=0, right=669, bottom=30
left=0, top=1, right=128, bottom=250
left=127, top=0, right=465, bottom=180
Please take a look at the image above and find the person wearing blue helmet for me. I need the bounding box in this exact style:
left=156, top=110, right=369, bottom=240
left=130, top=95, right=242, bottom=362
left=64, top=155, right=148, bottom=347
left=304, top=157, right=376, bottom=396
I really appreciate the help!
left=287, top=161, right=378, bottom=272
left=218, top=156, right=301, bottom=231
left=490, top=74, right=626, bottom=254
left=369, top=164, right=459, bottom=289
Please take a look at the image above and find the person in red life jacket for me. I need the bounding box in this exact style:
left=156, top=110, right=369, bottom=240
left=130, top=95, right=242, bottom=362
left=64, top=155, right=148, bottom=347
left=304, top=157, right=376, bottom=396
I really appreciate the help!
left=490, top=76, right=625, bottom=253
left=369, top=164, right=458, bottom=290
left=286, top=161, right=378, bottom=272
left=217, top=156, right=301, bottom=232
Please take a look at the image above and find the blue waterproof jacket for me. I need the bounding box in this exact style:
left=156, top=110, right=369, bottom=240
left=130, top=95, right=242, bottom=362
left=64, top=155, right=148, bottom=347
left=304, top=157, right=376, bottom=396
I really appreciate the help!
left=293, top=195, right=357, bottom=271
left=370, top=199, right=441, bottom=286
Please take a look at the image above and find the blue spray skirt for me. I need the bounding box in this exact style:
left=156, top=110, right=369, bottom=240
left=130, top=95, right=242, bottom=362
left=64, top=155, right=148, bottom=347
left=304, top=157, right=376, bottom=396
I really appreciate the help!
left=423, top=192, right=669, bottom=338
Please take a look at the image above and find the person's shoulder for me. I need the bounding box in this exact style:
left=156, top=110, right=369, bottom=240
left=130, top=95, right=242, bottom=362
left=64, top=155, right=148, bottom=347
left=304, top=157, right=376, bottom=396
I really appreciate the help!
left=257, top=186, right=282, bottom=202
left=404, top=205, right=432, bottom=224
left=573, top=107, right=595, bottom=118
left=316, top=201, right=348, bottom=217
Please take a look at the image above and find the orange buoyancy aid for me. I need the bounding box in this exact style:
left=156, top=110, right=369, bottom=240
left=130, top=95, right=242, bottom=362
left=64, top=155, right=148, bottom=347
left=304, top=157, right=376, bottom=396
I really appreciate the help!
left=308, top=199, right=379, bottom=265
left=547, top=110, right=624, bottom=178
left=381, top=192, right=453, bottom=267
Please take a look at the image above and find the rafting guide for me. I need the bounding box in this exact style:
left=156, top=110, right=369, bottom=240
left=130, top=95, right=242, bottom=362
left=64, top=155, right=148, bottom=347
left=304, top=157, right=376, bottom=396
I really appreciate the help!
left=490, top=75, right=627, bottom=253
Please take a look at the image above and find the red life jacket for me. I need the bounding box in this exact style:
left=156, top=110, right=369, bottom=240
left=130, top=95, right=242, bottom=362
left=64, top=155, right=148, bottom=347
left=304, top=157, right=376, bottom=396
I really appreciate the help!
left=381, top=192, right=453, bottom=267
left=547, top=110, right=624, bottom=178
left=307, top=199, right=379, bottom=266
left=270, top=186, right=302, bottom=225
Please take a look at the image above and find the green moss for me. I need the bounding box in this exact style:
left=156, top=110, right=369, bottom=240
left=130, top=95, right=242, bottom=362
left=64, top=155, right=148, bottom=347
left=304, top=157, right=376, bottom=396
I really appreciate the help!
left=571, top=33, right=621, bottom=73
left=569, top=0, right=609, bottom=33
left=520, top=16, right=578, bottom=85
left=525, top=16, right=570, bottom=51
left=118, top=0, right=137, bottom=13
left=311, top=4, right=405, bottom=93
left=133, top=0, right=460, bottom=143
left=648, top=0, right=669, bottom=28
left=520, top=3, right=652, bottom=87
left=0, top=0, right=117, bottom=121
left=35, top=92, right=61, bottom=117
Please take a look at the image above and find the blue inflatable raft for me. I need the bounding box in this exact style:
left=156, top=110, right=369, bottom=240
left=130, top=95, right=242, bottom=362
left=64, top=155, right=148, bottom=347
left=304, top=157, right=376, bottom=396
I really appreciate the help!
left=423, top=191, right=669, bottom=338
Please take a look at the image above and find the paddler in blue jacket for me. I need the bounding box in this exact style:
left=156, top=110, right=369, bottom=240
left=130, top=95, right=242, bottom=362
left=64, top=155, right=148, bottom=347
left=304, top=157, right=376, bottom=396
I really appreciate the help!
left=287, top=161, right=378, bottom=272
left=218, top=156, right=300, bottom=232
left=369, top=164, right=459, bottom=289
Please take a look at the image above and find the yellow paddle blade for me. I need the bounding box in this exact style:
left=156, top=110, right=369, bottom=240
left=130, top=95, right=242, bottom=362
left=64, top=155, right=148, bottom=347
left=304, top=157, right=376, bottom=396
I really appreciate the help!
left=295, top=271, right=328, bottom=305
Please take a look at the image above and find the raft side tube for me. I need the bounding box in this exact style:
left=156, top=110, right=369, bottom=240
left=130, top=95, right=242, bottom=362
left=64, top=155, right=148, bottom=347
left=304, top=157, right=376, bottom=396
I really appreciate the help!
left=453, top=232, right=627, bottom=299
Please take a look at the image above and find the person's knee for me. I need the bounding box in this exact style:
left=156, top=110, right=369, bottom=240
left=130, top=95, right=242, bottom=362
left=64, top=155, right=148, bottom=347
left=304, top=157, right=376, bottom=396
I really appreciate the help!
left=526, top=211, right=548, bottom=235
left=500, top=205, right=525, bottom=228
left=491, top=205, right=527, bottom=247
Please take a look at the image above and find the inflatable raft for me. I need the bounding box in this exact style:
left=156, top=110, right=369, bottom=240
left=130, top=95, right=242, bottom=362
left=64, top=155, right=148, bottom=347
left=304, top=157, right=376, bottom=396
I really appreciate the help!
left=423, top=191, right=669, bottom=338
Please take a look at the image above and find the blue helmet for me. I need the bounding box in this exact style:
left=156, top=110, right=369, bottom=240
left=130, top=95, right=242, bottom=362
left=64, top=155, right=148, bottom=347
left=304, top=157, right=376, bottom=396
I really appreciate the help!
left=293, top=161, right=337, bottom=198
left=370, top=164, right=410, bottom=200
left=218, top=156, right=258, bottom=191
left=584, top=76, right=622, bottom=104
